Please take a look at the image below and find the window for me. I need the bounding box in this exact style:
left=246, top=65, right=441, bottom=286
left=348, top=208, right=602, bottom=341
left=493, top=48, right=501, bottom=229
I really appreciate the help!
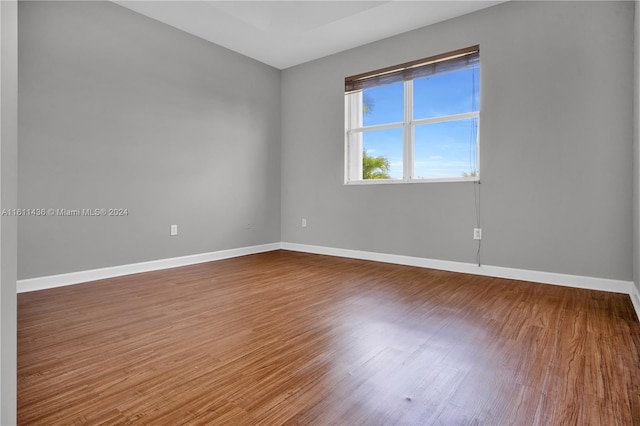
left=344, top=45, right=480, bottom=183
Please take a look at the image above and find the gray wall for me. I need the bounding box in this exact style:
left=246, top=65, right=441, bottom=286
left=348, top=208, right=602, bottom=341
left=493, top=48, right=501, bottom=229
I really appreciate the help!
left=18, top=1, right=282, bottom=279
left=19, top=1, right=635, bottom=284
left=1, top=0, right=18, bottom=423
left=281, top=1, right=634, bottom=281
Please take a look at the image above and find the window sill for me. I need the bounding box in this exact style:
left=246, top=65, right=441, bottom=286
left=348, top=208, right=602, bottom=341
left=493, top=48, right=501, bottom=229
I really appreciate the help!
left=344, top=177, right=480, bottom=185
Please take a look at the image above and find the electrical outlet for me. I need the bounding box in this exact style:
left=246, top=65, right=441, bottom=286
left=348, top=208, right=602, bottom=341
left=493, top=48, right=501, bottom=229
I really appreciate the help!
left=171, top=224, right=178, bottom=236
left=473, top=228, right=482, bottom=240
left=301, top=218, right=307, bottom=228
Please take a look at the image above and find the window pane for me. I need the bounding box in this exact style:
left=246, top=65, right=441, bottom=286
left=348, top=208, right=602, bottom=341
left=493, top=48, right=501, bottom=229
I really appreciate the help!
left=414, top=118, right=478, bottom=179
left=413, top=67, right=480, bottom=120
left=362, top=81, right=404, bottom=127
left=362, top=127, right=403, bottom=179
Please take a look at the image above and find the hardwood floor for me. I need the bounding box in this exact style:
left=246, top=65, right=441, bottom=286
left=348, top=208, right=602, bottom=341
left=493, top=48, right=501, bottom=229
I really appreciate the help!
left=18, top=250, right=640, bottom=425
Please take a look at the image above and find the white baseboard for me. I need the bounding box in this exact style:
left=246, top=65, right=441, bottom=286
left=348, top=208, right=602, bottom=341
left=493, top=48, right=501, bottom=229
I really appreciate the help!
left=281, top=242, right=637, bottom=297
left=17, top=240, right=640, bottom=323
left=630, top=285, right=640, bottom=322
left=17, top=242, right=281, bottom=293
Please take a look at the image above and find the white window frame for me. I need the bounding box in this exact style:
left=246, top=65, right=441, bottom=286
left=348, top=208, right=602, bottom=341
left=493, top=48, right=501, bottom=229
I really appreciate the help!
left=345, top=78, right=480, bottom=185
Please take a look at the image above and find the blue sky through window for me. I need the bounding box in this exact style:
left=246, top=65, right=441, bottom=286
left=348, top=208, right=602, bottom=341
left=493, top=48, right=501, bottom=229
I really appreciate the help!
left=361, top=67, right=479, bottom=179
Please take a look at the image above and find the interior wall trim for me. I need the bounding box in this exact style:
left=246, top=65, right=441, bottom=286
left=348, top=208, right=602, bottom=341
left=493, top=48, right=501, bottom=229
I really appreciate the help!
left=17, top=243, right=281, bottom=293
left=282, top=242, right=640, bottom=322
left=17, top=240, right=640, bottom=323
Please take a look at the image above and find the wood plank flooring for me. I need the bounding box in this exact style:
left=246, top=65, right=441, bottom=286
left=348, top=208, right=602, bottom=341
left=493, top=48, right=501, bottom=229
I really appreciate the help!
left=17, top=250, right=640, bottom=425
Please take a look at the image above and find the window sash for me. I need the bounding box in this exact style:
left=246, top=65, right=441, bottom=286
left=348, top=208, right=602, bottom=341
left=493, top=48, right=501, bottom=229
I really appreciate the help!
left=345, top=46, right=480, bottom=183
left=345, top=83, right=480, bottom=183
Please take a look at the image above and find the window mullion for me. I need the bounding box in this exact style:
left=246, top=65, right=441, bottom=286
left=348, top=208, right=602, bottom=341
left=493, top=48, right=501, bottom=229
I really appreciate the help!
left=412, top=111, right=479, bottom=126
left=350, top=121, right=404, bottom=133
left=404, top=80, right=413, bottom=181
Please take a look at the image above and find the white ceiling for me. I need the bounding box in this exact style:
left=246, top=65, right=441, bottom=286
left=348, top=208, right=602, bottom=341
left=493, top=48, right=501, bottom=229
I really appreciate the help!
left=114, top=1, right=507, bottom=70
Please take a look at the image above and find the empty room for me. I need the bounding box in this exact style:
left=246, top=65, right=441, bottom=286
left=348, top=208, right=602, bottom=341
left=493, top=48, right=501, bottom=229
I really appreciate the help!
left=2, top=0, right=640, bottom=424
